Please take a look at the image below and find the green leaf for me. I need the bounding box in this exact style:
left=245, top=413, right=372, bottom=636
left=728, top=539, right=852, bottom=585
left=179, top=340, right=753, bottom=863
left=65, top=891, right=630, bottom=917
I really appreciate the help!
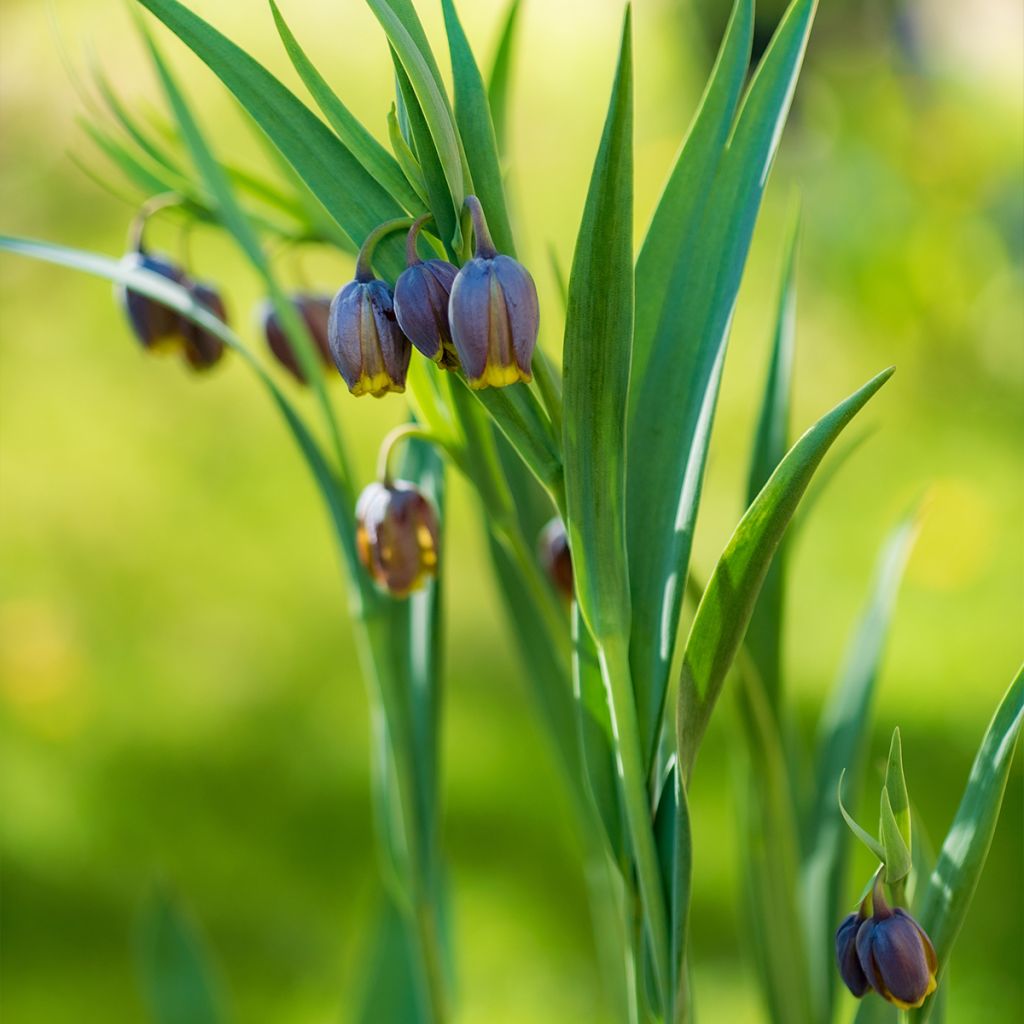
left=79, top=115, right=197, bottom=199
left=468, top=380, right=562, bottom=506
left=139, top=20, right=355, bottom=484
left=391, top=55, right=460, bottom=262
left=836, top=773, right=886, bottom=862
left=801, top=508, right=921, bottom=1017
left=440, top=0, right=516, bottom=255
left=135, top=0, right=406, bottom=273
left=561, top=13, right=673, bottom=1012
left=911, top=667, right=1024, bottom=1022
left=354, top=891, right=429, bottom=1024
left=677, top=366, right=892, bottom=776
left=744, top=208, right=799, bottom=709
left=736, top=657, right=814, bottom=1024
left=653, top=760, right=693, bottom=1000
left=268, top=0, right=423, bottom=213
left=561, top=9, right=633, bottom=641
left=880, top=788, right=912, bottom=883
left=573, top=604, right=624, bottom=863
left=366, top=0, right=466, bottom=249
left=627, top=0, right=815, bottom=773
left=387, top=103, right=430, bottom=206
left=884, top=727, right=912, bottom=851
left=137, top=888, right=225, bottom=1024
left=486, top=0, right=522, bottom=160
left=88, top=52, right=185, bottom=175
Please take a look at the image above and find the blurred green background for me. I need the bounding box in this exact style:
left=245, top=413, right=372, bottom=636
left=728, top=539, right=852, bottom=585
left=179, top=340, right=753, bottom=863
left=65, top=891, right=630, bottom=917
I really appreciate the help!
left=1, top=0, right=1021, bottom=1021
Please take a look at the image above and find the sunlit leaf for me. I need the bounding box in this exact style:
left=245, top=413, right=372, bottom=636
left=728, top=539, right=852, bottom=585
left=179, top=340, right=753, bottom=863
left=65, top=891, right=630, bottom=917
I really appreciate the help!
left=911, top=667, right=1024, bottom=1022
left=135, top=0, right=406, bottom=273
left=486, top=0, right=521, bottom=160
left=268, top=0, right=423, bottom=213
left=627, top=0, right=815, bottom=772
left=744, top=208, right=799, bottom=709
left=678, top=366, right=892, bottom=776
left=440, top=0, right=515, bottom=255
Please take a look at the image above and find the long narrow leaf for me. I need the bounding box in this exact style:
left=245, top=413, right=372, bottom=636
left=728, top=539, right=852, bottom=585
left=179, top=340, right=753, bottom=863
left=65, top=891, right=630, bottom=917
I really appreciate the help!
left=440, top=0, right=515, bottom=255
left=268, top=0, right=422, bottom=213
left=366, top=0, right=465, bottom=249
left=677, top=366, right=892, bottom=777
left=911, top=667, right=1024, bottom=1022
left=802, top=507, right=921, bottom=1016
left=744, top=210, right=799, bottom=709
left=562, top=11, right=633, bottom=641
left=627, top=0, right=815, bottom=772
left=486, top=0, right=522, bottom=160
left=135, top=0, right=406, bottom=273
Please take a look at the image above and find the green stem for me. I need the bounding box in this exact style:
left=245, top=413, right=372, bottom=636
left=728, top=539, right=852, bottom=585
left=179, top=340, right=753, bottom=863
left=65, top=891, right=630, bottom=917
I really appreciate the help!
left=358, top=610, right=448, bottom=1022
left=598, top=631, right=673, bottom=1016
left=464, top=194, right=497, bottom=258
left=356, top=216, right=415, bottom=281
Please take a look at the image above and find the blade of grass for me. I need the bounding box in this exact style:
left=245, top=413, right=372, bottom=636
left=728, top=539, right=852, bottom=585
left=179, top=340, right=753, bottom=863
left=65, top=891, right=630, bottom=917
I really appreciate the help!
left=677, top=366, right=893, bottom=778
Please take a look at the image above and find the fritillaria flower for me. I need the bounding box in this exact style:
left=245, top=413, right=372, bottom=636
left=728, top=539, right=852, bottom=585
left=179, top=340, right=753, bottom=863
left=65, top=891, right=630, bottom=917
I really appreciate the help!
left=448, top=195, right=539, bottom=389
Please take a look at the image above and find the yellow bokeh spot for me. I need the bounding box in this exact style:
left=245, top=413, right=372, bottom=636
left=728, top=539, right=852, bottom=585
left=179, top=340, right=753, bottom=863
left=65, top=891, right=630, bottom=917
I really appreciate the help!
left=908, top=479, right=996, bottom=590
left=0, top=599, right=87, bottom=740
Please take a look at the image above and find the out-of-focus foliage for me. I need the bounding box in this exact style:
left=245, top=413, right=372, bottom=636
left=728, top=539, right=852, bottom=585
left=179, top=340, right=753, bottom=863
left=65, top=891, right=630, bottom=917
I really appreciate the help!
left=0, top=1, right=1020, bottom=1022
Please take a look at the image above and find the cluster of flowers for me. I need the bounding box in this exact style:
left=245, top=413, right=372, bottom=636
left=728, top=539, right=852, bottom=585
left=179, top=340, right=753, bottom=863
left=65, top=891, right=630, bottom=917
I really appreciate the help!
left=836, top=876, right=938, bottom=1010
left=118, top=195, right=538, bottom=397
left=116, top=195, right=564, bottom=601
left=332, top=196, right=539, bottom=396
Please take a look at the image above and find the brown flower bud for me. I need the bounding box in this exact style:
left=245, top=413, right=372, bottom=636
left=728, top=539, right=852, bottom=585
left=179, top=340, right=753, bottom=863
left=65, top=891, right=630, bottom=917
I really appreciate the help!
left=355, top=481, right=440, bottom=597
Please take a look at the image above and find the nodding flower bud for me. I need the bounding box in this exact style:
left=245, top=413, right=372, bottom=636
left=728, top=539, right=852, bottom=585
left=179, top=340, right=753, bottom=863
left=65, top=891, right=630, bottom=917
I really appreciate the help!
left=851, top=878, right=938, bottom=1009
left=181, top=279, right=228, bottom=371
left=394, top=216, right=460, bottom=370
left=355, top=481, right=440, bottom=597
left=449, top=195, right=539, bottom=389
left=835, top=904, right=871, bottom=998
left=118, top=248, right=227, bottom=371
left=328, top=221, right=413, bottom=397
left=538, top=517, right=573, bottom=600
left=259, top=294, right=333, bottom=384
left=119, top=250, right=188, bottom=352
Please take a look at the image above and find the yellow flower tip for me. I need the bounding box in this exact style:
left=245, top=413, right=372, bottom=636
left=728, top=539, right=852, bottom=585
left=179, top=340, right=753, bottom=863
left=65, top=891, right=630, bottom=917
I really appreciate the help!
left=889, top=973, right=937, bottom=1010
left=467, top=362, right=531, bottom=390
left=349, top=372, right=404, bottom=398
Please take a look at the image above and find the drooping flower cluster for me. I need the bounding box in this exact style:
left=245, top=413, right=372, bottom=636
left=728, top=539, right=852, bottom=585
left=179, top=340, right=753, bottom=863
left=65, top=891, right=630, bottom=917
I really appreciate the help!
left=836, top=877, right=938, bottom=1010
left=119, top=247, right=228, bottom=372
left=327, top=196, right=539, bottom=396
